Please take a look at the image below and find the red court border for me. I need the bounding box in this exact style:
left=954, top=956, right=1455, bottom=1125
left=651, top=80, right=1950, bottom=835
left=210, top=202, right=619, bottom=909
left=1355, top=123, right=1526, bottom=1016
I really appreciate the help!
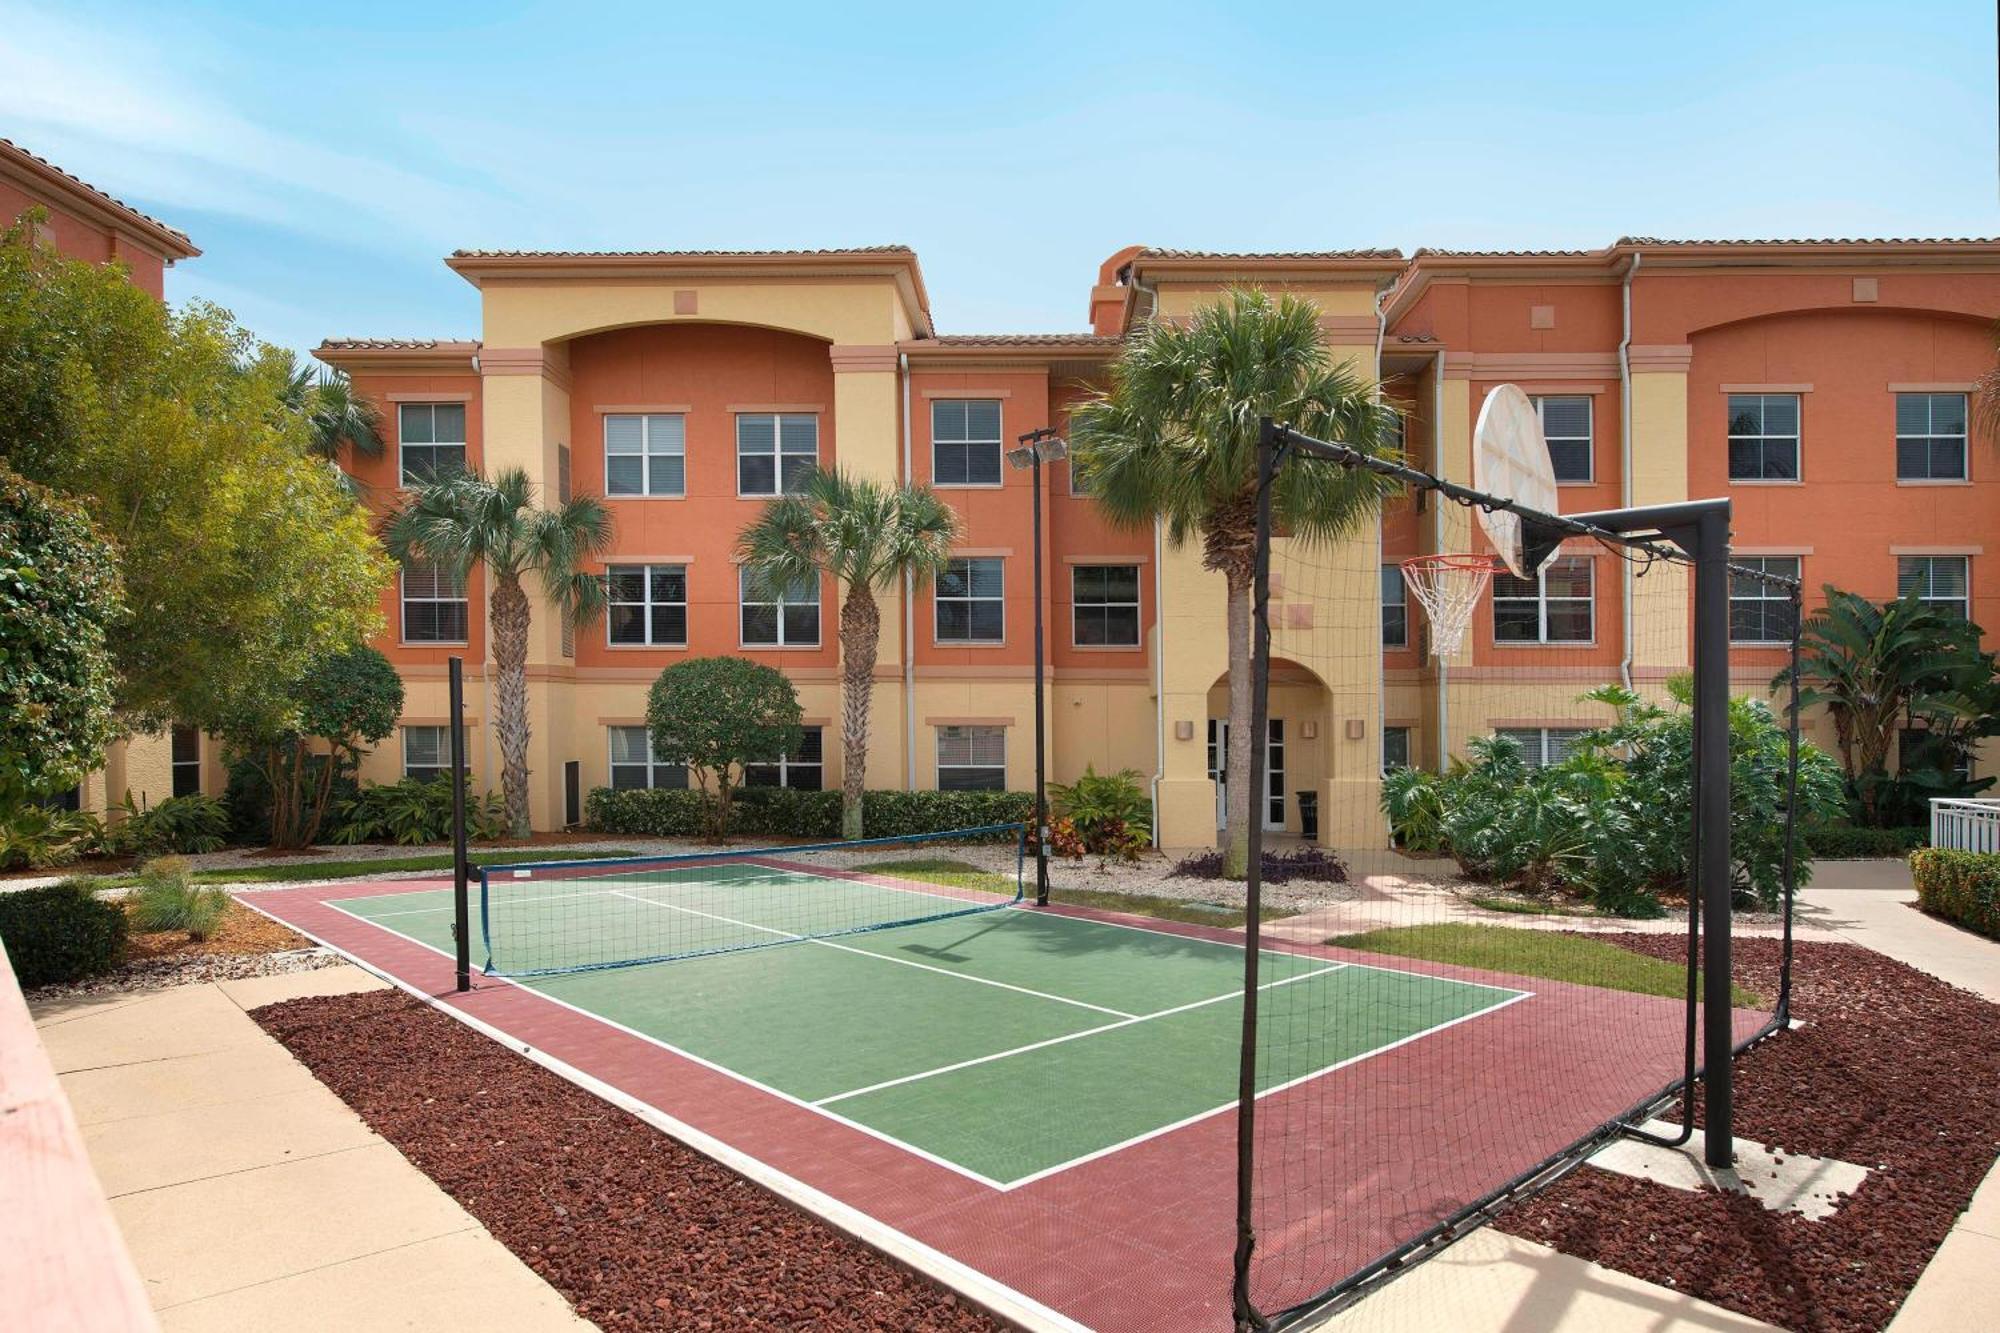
left=242, top=875, right=1760, bottom=1332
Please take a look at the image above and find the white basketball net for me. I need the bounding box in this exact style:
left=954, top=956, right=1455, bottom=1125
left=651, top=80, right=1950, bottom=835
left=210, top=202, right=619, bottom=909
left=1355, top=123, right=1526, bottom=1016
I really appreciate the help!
left=1401, top=556, right=1498, bottom=660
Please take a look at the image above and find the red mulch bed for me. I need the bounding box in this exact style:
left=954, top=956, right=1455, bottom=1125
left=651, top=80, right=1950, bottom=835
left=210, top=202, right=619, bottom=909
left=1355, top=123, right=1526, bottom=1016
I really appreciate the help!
left=1498, top=936, right=2000, bottom=1333
left=253, top=991, right=1000, bottom=1332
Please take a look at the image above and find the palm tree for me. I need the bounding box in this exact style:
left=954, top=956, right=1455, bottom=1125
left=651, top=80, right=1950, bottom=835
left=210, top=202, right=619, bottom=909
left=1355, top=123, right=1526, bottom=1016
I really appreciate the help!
left=1070, top=289, right=1401, bottom=878
left=275, top=353, right=386, bottom=463
left=385, top=468, right=612, bottom=837
left=738, top=469, right=960, bottom=840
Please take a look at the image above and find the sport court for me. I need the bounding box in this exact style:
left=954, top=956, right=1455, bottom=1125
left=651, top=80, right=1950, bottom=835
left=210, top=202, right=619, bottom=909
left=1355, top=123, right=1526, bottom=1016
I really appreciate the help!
left=322, top=857, right=1527, bottom=1189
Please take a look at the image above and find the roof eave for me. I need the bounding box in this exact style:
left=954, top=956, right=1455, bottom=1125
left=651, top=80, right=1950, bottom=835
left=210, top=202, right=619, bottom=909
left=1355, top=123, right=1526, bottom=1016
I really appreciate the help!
left=0, top=140, right=199, bottom=261
left=314, top=340, right=483, bottom=374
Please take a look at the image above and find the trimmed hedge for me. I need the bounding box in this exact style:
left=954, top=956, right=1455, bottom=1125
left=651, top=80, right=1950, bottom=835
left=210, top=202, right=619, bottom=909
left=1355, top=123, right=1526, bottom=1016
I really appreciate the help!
left=1805, top=822, right=1927, bottom=860
left=585, top=786, right=1031, bottom=842
left=1909, top=848, right=2000, bottom=940
left=0, top=879, right=129, bottom=987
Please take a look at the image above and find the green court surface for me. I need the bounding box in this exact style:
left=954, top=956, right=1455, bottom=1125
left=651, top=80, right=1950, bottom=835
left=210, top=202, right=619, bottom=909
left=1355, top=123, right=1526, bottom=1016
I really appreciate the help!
left=328, top=868, right=1527, bottom=1187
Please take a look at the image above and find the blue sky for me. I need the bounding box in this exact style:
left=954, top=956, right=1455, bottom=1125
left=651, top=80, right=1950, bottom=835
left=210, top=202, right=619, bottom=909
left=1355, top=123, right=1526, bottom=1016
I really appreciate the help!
left=4, top=1, right=1995, bottom=356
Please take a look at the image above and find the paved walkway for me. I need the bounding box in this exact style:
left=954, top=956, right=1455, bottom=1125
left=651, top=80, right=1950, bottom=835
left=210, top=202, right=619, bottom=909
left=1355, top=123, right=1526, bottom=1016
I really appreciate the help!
left=30, top=966, right=587, bottom=1332
left=1796, top=858, right=2000, bottom=1001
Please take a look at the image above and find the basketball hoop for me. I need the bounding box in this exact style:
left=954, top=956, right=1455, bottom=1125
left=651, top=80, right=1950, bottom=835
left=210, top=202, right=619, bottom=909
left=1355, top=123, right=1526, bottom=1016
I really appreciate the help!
left=1401, top=554, right=1499, bottom=660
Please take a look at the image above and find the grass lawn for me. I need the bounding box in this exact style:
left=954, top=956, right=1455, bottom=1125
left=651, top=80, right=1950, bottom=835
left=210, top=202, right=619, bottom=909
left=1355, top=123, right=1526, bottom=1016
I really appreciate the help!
left=1326, top=922, right=1759, bottom=1007
left=1461, top=892, right=1597, bottom=918
left=855, top=857, right=1301, bottom=929
left=90, top=847, right=642, bottom=889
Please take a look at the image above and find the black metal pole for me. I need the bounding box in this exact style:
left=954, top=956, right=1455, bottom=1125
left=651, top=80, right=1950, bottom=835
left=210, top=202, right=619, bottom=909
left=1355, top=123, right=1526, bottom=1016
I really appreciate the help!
left=1692, top=505, right=1733, bottom=1165
left=448, top=655, right=472, bottom=993
left=1232, top=420, right=1282, bottom=1331
left=1031, top=448, right=1051, bottom=907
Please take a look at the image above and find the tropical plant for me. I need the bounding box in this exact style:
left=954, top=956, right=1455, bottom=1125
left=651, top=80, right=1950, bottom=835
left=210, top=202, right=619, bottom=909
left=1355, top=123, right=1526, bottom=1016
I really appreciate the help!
left=127, top=856, right=231, bottom=941
left=385, top=468, right=612, bottom=836
left=1786, top=586, right=2000, bottom=825
left=738, top=469, right=959, bottom=840
left=0, top=803, right=104, bottom=870
left=115, top=792, right=230, bottom=855
left=277, top=354, right=386, bottom=463
left=329, top=778, right=507, bottom=846
left=645, top=658, right=803, bottom=840
left=1048, top=764, right=1151, bottom=860
left=1380, top=764, right=1446, bottom=853
left=1069, top=289, right=1402, bottom=877
left=1168, top=845, right=1350, bottom=884
left=0, top=465, right=125, bottom=819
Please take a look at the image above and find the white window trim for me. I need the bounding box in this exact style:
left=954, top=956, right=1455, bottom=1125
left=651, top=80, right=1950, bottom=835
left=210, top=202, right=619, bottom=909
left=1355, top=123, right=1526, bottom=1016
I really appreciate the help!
left=606, top=726, right=685, bottom=790
left=1726, top=392, right=1804, bottom=486
left=936, top=557, right=1007, bottom=645
left=1069, top=564, right=1141, bottom=649
left=1495, top=726, right=1591, bottom=768
left=399, top=563, right=469, bottom=646
left=739, top=568, right=822, bottom=648
left=1729, top=556, right=1802, bottom=646
left=735, top=412, right=819, bottom=498
left=1493, top=555, right=1595, bottom=646
left=604, top=413, right=687, bottom=499
left=605, top=563, right=689, bottom=648
left=935, top=724, right=1007, bottom=790
left=1899, top=554, right=1972, bottom=618
left=931, top=399, right=1006, bottom=490
left=1532, top=395, right=1594, bottom=485
left=397, top=402, right=468, bottom=489
left=401, top=725, right=464, bottom=781
left=1382, top=725, right=1412, bottom=774
left=746, top=726, right=825, bottom=790
left=1894, top=392, right=1971, bottom=485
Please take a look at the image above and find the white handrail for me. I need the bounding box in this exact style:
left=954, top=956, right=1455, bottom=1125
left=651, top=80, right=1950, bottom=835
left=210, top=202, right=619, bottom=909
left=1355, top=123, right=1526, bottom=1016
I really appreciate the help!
left=1929, top=798, right=2000, bottom=853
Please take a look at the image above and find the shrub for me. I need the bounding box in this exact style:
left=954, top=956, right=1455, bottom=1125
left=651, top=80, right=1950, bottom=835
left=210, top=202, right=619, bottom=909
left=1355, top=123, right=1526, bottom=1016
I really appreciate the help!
left=1048, top=765, right=1151, bottom=859
left=127, top=856, right=231, bottom=941
left=0, top=802, right=105, bottom=870
left=646, top=657, right=803, bottom=839
left=731, top=786, right=842, bottom=839
left=0, top=879, right=128, bottom=986
left=858, top=790, right=1033, bottom=840
left=1804, top=822, right=1926, bottom=859
left=1381, top=765, right=1446, bottom=853
left=329, top=778, right=507, bottom=845
left=1909, top=848, right=2000, bottom=939
left=584, top=785, right=1030, bottom=843
left=1169, top=845, right=1350, bottom=885
left=116, top=792, right=230, bottom=855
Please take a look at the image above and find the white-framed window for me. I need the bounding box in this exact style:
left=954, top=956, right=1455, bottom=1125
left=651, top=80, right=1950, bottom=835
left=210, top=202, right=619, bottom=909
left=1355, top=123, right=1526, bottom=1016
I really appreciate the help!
left=402, top=725, right=466, bottom=783
left=736, top=413, right=818, bottom=496
left=1730, top=556, right=1801, bottom=644
left=1493, top=555, right=1593, bottom=643
left=604, top=413, right=686, bottom=497
left=1381, top=564, right=1408, bottom=648
left=1727, top=394, right=1801, bottom=482
left=1896, top=392, right=1968, bottom=482
left=740, top=566, right=820, bottom=646
left=937, top=557, right=1005, bottom=643
left=1532, top=395, right=1592, bottom=483
left=398, top=403, right=467, bottom=486
left=1899, top=555, right=1970, bottom=618
left=171, top=725, right=201, bottom=798
left=1382, top=725, right=1411, bottom=773
left=937, top=725, right=1005, bottom=790
left=607, top=726, right=688, bottom=791
left=1496, top=727, right=1590, bottom=769
left=1072, top=564, right=1140, bottom=646
left=606, top=564, right=687, bottom=646
left=932, top=399, right=1003, bottom=486
left=401, top=561, right=468, bottom=644
left=745, top=727, right=824, bottom=790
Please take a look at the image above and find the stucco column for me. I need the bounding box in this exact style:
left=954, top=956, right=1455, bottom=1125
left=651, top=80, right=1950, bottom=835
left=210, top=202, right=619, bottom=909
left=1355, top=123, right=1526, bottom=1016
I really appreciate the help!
left=1629, top=346, right=1695, bottom=686
left=830, top=346, right=908, bottom=790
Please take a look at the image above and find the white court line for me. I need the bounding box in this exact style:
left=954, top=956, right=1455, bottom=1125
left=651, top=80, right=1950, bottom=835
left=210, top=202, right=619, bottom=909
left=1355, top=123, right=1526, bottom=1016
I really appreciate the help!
left=343, top=869, right=858, bottom=920
left=610, top=889, right=1137, bottom=1019
left=815, top=963, right=1348, bottom=1107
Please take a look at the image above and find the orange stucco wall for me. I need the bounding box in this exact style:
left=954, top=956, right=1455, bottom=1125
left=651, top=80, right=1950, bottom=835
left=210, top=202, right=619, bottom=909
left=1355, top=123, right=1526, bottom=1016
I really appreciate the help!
left=1, top=178, right=168, bottom=298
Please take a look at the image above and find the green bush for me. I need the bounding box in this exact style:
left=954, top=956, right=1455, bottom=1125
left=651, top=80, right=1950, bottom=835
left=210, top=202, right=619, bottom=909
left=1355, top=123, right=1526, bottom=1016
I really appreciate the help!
left=0, top=802, right=106, bottom=870
left=127, top=856, right=231, bottom=940
left=1803, top=822, right=1926, bottom=859
left=0, top=879, right=128, bottom=986
left=116, top=792, right=230, bottom=855
left=329, top=778, right=507, bottom=845
left=1909, top=848, right=2000, bottom=939
left=585, top=785, right=1029, bottom=842
left=1048, top=765, right=1151, bottom=859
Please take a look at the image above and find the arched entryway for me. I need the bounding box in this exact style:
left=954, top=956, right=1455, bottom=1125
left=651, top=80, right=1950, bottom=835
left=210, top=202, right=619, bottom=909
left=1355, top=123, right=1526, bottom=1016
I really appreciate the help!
left=1203, top=658, right=1332, bottom=840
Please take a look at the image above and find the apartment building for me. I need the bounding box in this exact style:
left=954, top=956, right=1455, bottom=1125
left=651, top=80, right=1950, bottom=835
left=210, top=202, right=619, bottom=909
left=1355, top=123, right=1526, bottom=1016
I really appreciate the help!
left=2, top=139, right=207, bottom=815
left=321, top=238, right=2000, bottom=847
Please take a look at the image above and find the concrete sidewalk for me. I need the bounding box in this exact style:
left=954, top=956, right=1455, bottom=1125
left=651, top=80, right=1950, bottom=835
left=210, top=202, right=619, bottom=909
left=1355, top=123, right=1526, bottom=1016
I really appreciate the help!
left=30, top=966, right=586, bottom=1332
left=1798, top=858, right=2000, bottom=1001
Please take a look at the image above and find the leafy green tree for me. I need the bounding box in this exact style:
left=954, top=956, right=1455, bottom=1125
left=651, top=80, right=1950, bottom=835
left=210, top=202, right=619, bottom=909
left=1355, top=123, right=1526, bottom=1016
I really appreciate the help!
left=0, top=217, right=392, bottom=733
left=276, top=354, right=386, bottom=463
left=0, top=466, right=126, bottom=816
left=385, top=468, right=611, bottom=837
left=216, top=644, right=405, bottom=848
left=1070, top=288, right=1401, bottom=877
left=737, top=469, right=959, bottom=839
left=646, top=657, right=803, bottom=839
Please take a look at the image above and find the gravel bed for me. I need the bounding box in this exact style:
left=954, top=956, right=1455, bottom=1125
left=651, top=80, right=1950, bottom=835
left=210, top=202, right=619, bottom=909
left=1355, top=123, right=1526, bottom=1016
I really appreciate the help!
left=27, top=947, right=346, bottom=1001
left=1497, top=936, right=2000, bottom=1333
left=254, top=989, right=1002, bottom=1332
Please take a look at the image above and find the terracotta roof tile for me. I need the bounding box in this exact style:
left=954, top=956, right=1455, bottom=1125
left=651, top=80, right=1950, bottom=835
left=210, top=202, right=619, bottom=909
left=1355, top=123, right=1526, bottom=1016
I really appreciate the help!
left=0, top=138, right=197, bottom=255
left=928, top=333, right=1124, bottom=347
left=449, top=246, right=914, bottom=259
left=317, top=337, right=479, bottom=351
left=1618, top=235, right=2000, bottom=247
left=1137, top=247, right=1404, bottom=261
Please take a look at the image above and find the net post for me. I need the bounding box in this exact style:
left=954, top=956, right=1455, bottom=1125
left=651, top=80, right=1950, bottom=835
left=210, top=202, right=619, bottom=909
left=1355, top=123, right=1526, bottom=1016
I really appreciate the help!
left=448, top=655, right=472, bottom=994
left=1691, top=504, right=1734, bottom=1166
left=1777, top=580, right=1805, bottom=1024
left=1232, top=419, right=1282, bottom=1331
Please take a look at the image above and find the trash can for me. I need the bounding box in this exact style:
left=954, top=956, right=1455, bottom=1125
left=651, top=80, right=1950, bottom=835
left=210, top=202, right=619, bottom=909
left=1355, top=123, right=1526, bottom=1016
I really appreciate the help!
left=1296, top=791, right=1319, bottom=841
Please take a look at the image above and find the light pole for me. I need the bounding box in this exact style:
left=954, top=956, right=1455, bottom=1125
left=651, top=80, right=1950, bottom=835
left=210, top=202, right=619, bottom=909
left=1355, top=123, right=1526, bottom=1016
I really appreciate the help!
left=1008, top=427, right=1066, bottom=907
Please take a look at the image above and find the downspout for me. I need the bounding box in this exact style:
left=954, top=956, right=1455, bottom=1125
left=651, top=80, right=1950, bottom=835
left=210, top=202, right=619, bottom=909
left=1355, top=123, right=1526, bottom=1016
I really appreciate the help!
left=1618, top=253, right=1642, bottom=691
left=1432, top=347, right=1449, bottom=771
left=1373, top=282, right=1391, bottom=825
left=901, top=351, right=917, bottom=790
left=1128, top=271, right=1168, bottom=847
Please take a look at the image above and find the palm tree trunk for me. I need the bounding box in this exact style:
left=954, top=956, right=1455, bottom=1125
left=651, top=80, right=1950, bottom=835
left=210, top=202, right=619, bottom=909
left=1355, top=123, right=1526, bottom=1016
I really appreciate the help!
left=839, top=582, right=880, bottom=840
left=1223, top=572, right=1256, bottom=879
left=490, top=573, right=533, bottom=838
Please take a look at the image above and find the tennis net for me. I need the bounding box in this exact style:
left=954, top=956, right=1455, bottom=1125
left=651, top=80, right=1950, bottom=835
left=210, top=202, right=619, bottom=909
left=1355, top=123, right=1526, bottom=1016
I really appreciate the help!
left=477, top=824, right=1026, bottom=978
